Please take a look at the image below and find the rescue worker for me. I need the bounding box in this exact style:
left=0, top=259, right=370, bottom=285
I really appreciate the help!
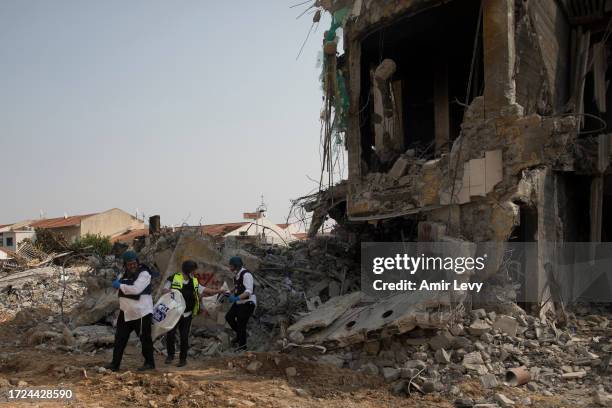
left=162, top=260, right=222, bottom=366
left=105, top=250, right=155, bottom=372
left=225, top=256, right=256, bottom=351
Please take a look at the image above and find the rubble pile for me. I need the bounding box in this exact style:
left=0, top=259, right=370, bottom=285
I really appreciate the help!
left=0, top=241, right=71, bottom=273
left=11, top=231, right=360, bottom=358
left=244, top=236, right=360, bottom=335
left=151, top=234, right=361, bottom=357
left=285, top=300, right=612, bottom=406
left=0, top=266, right=89, bottom=321
left=1, top=228, right=611, bottom=406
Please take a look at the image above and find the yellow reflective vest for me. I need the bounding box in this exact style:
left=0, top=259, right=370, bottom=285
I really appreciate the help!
left=171, top=273, right=200, bottom=316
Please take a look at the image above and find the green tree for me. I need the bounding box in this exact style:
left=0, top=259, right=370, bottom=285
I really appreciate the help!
left=70, top=233, right=112, bottom=256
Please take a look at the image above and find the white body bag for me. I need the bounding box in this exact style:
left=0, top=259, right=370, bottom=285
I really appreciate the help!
left=151, top=289, right=186, bottom=340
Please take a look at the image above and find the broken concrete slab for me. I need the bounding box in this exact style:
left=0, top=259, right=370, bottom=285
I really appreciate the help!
left=72, top=289, right=118, bottom=326
left=493, top=315, right=518, bottom=336
left=561, top=371, right=586, bottom=379
left=72, top=325, right=115, bottom=349
left=288, top=291, right=362, bottom=334
left=468, top=320, right=492, bottom=336
left=435, top=348, right=452, bottom=364
left=429, top=331, right=454, bottom=350
left=382, top=367, right=400, bottom=382
left=388, top=156, right=411, bottom=180
left=303, top=291, right=453, bottom=347
left=156, top=233, right=230, bottom=298
left=152, top=249, right=173, bottom=278
left=0, top=266, right=67, bottom=289
left=494, top=393, right=515, bottom=407
left=463, top=351, right=484, bottom=365
left=480, top=373, right=499, bottom=389
left=463, top=351, right=488, bottom=374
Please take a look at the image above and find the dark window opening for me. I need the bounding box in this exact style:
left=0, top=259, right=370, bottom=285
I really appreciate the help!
left=559, top=173, right=592, bottom=242
left=5, top=237, right=13, bottom=247
left=508, top=204, right=537, bottom=308
left=359, top=0, right=484, bottom=172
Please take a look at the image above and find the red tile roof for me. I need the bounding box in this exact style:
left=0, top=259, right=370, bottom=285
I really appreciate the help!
left=277, top=223, right=290, bottom=229
left=30, top=213, right=98, bottom=229
left=111, top=228, right=149, bottom=243
left=200, top=222, right=248, bottom=237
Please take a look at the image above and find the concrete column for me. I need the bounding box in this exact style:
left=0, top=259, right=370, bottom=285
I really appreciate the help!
left=483, top=0, right=517, bottom=116
left=347, top=39, right=362, bottom=182
left=434, top=52, right=449, bottom=155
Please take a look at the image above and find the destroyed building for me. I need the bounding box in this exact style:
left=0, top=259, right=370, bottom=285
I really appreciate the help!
left=310, top=0, right=612, bottom=304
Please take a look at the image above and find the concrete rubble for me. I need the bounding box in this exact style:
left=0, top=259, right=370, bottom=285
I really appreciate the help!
left=0, top=228, right=608, bottom=406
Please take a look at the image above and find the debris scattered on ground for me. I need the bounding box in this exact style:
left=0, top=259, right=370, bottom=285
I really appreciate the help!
left=0, top=229, right=610, bottom=408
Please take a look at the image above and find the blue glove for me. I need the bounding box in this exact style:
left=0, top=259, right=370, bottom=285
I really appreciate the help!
left=228, top=294, right=239, bottom=303
left=112, top=279, right=121, bottom=289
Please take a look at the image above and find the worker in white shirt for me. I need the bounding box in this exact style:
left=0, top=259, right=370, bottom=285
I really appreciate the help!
left=162, top=260, right=222, bottom=367
left=105, top=250, right=155, bottom=372
left=225, top=256, right=256, bottom=351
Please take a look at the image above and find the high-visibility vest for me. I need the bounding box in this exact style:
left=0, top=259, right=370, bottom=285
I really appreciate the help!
left=171, top=273, right=200, bottom=315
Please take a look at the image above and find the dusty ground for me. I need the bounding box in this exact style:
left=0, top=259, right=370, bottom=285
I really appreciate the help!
left=0, top=345, right=456, bottom=408
left=0, top=309, right=591, bottom=408
left=0, top=347, right=577, bottom=408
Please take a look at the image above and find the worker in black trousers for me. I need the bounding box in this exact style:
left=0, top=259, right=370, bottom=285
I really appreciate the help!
left=225, top=256, right=256, bottom=351
left=105, top=250, right=155, bottom=372
left=162, top=260, right=222, bottom=366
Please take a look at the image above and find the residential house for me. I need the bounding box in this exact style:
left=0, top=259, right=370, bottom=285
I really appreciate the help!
left=110, top=215, right=305, bottom=246
left=0, top=221, right=36, bottom=251
left=201, top=216, right=297, bottom=246
left=200, top=212, right=296, bottom=245
left=0, top=208, right=144, bottom=246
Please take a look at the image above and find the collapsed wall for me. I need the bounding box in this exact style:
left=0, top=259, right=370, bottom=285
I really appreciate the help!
left=311, top=0, right=612, bottom=308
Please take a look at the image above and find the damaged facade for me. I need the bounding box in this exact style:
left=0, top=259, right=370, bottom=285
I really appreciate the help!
left=312, top=0, right=612, bottom=304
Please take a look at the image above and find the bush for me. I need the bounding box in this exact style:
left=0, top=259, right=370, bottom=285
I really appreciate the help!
left=34, top=228, right=70, bottom=253
left=70, top=233, right=112, bottom=257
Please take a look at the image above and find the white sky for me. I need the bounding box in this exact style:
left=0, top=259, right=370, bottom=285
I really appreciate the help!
left=0, top=0, right=332, bottom=226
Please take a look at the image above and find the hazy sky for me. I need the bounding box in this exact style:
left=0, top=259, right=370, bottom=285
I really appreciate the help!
left=0, top=0, right=330, bottom=226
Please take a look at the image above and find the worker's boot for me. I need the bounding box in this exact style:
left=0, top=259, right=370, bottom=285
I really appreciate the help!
left=177, top=359, right=187, bottom=367
left=137, top=363, right=155, bottom=371
left=165, top=356, right=174, bottom=364
left=103, top=363, right=119, bottom=372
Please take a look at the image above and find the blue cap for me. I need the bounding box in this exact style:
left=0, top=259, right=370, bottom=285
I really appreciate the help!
left=229, top=256, right=243, bottom=268
left=122, top=250, right=138, bottom=263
